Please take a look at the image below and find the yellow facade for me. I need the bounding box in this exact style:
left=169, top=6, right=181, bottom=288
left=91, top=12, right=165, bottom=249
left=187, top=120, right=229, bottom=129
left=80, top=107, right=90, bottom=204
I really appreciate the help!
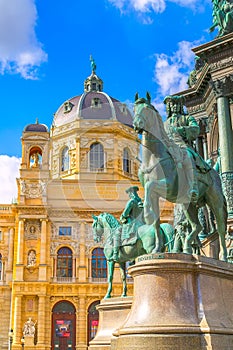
left=0, top=69, right=173, bottom=350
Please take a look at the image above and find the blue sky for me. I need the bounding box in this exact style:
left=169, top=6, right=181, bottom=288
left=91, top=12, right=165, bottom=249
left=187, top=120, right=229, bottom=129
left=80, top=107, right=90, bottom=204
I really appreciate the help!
left=0, top=0, right=216, bottom=202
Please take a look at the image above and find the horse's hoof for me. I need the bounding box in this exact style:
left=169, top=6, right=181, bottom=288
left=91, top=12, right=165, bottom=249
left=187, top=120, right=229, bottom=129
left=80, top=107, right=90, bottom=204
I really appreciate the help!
left=152, top=247, right=162, bottom=254
left=183, top=248, right=192, bottom=254
left=121, top=294, right=127, bottom=298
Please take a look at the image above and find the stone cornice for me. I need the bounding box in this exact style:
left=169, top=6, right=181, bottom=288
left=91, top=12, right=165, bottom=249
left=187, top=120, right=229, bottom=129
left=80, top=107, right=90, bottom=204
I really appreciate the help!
left=192, top=32, right=233, bottom=62
left=210, top=74, right=233, bottom=98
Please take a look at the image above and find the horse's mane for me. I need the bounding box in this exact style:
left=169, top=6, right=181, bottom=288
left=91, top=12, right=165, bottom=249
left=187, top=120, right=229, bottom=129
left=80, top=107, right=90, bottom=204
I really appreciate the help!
left=137, top=100, right=177, bottom=153
left=100, top=212, right=121, bottom=229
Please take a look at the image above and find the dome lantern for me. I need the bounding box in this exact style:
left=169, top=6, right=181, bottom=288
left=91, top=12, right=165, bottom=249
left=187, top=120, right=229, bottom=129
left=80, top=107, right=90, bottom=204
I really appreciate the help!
left=84, top=56, right=103, bottom=92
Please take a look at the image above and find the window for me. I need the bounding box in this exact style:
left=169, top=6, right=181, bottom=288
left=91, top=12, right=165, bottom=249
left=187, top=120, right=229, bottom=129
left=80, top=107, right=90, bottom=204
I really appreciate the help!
left=29, top=147, right=42, bottom=168
left=59, top=227, right=72, bottom=236
left=88, top=301, right=100, bottom=344
left=119, top=103, right=127, bottom=114
left=61, top=147, right=69, bottom=172
left=52, top=301, right=76, bottom=350
left=91, top=98, right=101, bottom=108
left=0, top=231, right=2, bottom=241
left=90, top=143, right=104, bottom=171
left=57, top=247, right=72, bottom=278
left=63, top=101, right=74, bottom=113
left=91, top=248, right=107, bottom=278
left=123, top=148, right=131, bottom=173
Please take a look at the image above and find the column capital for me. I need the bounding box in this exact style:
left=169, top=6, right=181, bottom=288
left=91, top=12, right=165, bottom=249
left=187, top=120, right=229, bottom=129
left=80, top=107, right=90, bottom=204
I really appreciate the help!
left=210, top=74, right=233, bottom=98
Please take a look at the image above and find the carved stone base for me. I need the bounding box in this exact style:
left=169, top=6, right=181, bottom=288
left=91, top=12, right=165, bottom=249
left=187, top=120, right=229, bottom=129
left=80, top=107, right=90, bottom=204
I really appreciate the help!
left=222, top=171, right=233, bottom=217
left=24, top=335, right=35, bottom=348
left=112, top=253, right=233, bottom=350
left=88, top=297, right=132, bottom=350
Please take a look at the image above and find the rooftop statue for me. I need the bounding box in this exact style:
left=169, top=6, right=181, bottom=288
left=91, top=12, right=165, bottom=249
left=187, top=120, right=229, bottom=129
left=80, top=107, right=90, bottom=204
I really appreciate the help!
left=210, top=0, right=233, bottom=36
left=133, top=93, right=228, bottom=262
left=90, top=54, right=97, bottom=73
left=92, top=187, right=174, bottom=298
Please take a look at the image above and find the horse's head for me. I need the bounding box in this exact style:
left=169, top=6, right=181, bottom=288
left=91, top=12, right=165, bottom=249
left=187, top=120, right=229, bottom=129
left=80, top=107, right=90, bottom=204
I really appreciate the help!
left=92, top=214, right=104, bottom=243
left=133, top=93, right=158, bottom=134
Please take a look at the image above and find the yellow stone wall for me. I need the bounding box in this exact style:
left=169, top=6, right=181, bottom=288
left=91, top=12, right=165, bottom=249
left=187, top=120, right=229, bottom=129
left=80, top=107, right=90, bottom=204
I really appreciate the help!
left=0, top=115, right=173, bottom=350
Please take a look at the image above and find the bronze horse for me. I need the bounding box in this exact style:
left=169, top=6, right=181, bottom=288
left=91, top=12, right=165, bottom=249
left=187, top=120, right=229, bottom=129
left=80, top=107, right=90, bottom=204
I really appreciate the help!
left=133, top=96, right=228, bottom=261
left=92, top=212, right=174, bottom=298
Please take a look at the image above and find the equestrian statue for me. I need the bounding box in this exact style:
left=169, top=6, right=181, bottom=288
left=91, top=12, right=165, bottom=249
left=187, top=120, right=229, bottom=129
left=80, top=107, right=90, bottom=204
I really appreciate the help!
left=92, top=186, right=174, bottom=298
left=133, top=93, right=228, bottom=262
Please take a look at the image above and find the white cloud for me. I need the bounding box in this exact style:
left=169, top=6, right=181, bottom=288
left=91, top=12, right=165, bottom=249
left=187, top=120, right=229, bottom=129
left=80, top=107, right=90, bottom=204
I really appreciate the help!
left=153, top=40, right=201, bottom=97
left=0, top=156, right=20, bottom=204
left=108, top=0, right=204, bottom=14
left=0, top=0, right=47, bottom=79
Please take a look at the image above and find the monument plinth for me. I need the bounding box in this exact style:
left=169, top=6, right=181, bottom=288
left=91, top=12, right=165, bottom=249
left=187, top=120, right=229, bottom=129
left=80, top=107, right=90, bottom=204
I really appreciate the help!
left=112, top=253, right=233, bottom=350
left=24, top=335, right=35, bottom=348
left=88, top=297, right=132, bottom=350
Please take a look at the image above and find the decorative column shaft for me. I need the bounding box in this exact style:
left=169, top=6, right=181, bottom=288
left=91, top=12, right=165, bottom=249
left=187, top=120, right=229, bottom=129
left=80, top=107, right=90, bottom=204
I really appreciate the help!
left=16, top=220, right=24, bottom=264
left=7, top=227, right=14, bottom=270
left=13, top=296, right=22, bottom=345
left=40, top=220, right=47, bottom=264
left=37, top=296, right=46, bottom=345
left=211, top=75, right=233, bottom=216
left=78, top=222, right=87, bottom=282
left=77, top=297, right=87, bottom=348
left=39, top=219, right=47, bottom=281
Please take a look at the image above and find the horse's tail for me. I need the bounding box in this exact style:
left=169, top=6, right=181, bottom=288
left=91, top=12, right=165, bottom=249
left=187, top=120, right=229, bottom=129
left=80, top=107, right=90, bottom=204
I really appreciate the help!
left=160, top=223, right=175, bottom=252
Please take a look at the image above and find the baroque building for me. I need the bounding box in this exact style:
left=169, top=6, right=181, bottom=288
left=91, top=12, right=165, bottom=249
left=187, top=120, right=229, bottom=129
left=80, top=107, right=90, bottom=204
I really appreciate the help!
left=1, top=31, right=233, bottom=350
left=0, top=63, right=173, bottom=350
left=179, top=32, right=233, bottom=260
left=0, top=66, right=157, bottom=350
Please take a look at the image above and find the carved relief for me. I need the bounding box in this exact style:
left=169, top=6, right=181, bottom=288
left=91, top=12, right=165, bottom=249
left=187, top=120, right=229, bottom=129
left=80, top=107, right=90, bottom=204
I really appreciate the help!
left=27, top=250, right=36, bottom=266
left=24, top=221, right=40, bottom=240
left=221, top=172, right=233, bottom=215
left=20, top=180, right=47, bottom=198
left=210, top=57, right=233, bottom=72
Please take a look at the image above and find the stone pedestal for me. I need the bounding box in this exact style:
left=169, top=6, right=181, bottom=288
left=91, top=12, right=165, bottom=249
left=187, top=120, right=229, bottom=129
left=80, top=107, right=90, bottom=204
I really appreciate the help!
left=88, top=297, right=132, bottom=350
left=24, top=335, right=35, bottom=348
left=112, top=253, right=233, bottom=350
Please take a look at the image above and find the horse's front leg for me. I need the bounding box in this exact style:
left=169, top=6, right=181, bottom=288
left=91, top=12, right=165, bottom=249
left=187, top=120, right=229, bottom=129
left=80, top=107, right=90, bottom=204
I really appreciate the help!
left=104, top=260, right=115, bottom=299
left=183, top=205, right=202, bottom=254
left=119, top=262, right=127, bottom=297
left=144, top=180, right=157, bottom=225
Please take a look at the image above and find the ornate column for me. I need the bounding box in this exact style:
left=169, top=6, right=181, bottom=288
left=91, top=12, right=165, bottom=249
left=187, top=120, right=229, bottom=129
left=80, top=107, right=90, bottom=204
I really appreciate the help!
left=13, top=295, right=22, bottom=345
left=37, top=295, right=46, bottom=346
left=78, top=222, right=87, bottom=282
left=77, top=296, right=87, bottom=350
left=7, top=227, right=14, bottom=271
left=16, top=220, right=24, bottom=280
left=211, top=75, right=233, bottom=217
left=39, top=219, right=47, bottom=280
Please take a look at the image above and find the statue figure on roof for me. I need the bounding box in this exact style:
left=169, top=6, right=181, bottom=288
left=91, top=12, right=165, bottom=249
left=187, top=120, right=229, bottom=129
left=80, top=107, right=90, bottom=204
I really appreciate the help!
left=90, top=55, right=97, bottom=73
left=210, top=0, right=233, bottom=36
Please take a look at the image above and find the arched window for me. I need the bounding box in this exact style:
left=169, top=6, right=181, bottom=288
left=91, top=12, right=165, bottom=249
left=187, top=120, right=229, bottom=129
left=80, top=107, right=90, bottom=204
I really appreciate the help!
left=57, top=247, right=72, bottom=278
left=52, top=301, right=76, bottom=350
left=88, top=301, right=100, bottom=344
left=29, top=147, right=42, bottom=168
left=0, top=254, right=2, bottom=280
left=61, top=147, right=69, bottom=172
left=90, top=143, right=104, bottom=171
left=91, top=248, right=107, bottom=279
left=123, top=148, right=131, bottom=173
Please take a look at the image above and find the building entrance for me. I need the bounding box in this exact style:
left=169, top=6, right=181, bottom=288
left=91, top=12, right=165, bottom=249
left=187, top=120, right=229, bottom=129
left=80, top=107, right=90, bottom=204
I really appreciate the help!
left=52, top=301, right=76, bottom=350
